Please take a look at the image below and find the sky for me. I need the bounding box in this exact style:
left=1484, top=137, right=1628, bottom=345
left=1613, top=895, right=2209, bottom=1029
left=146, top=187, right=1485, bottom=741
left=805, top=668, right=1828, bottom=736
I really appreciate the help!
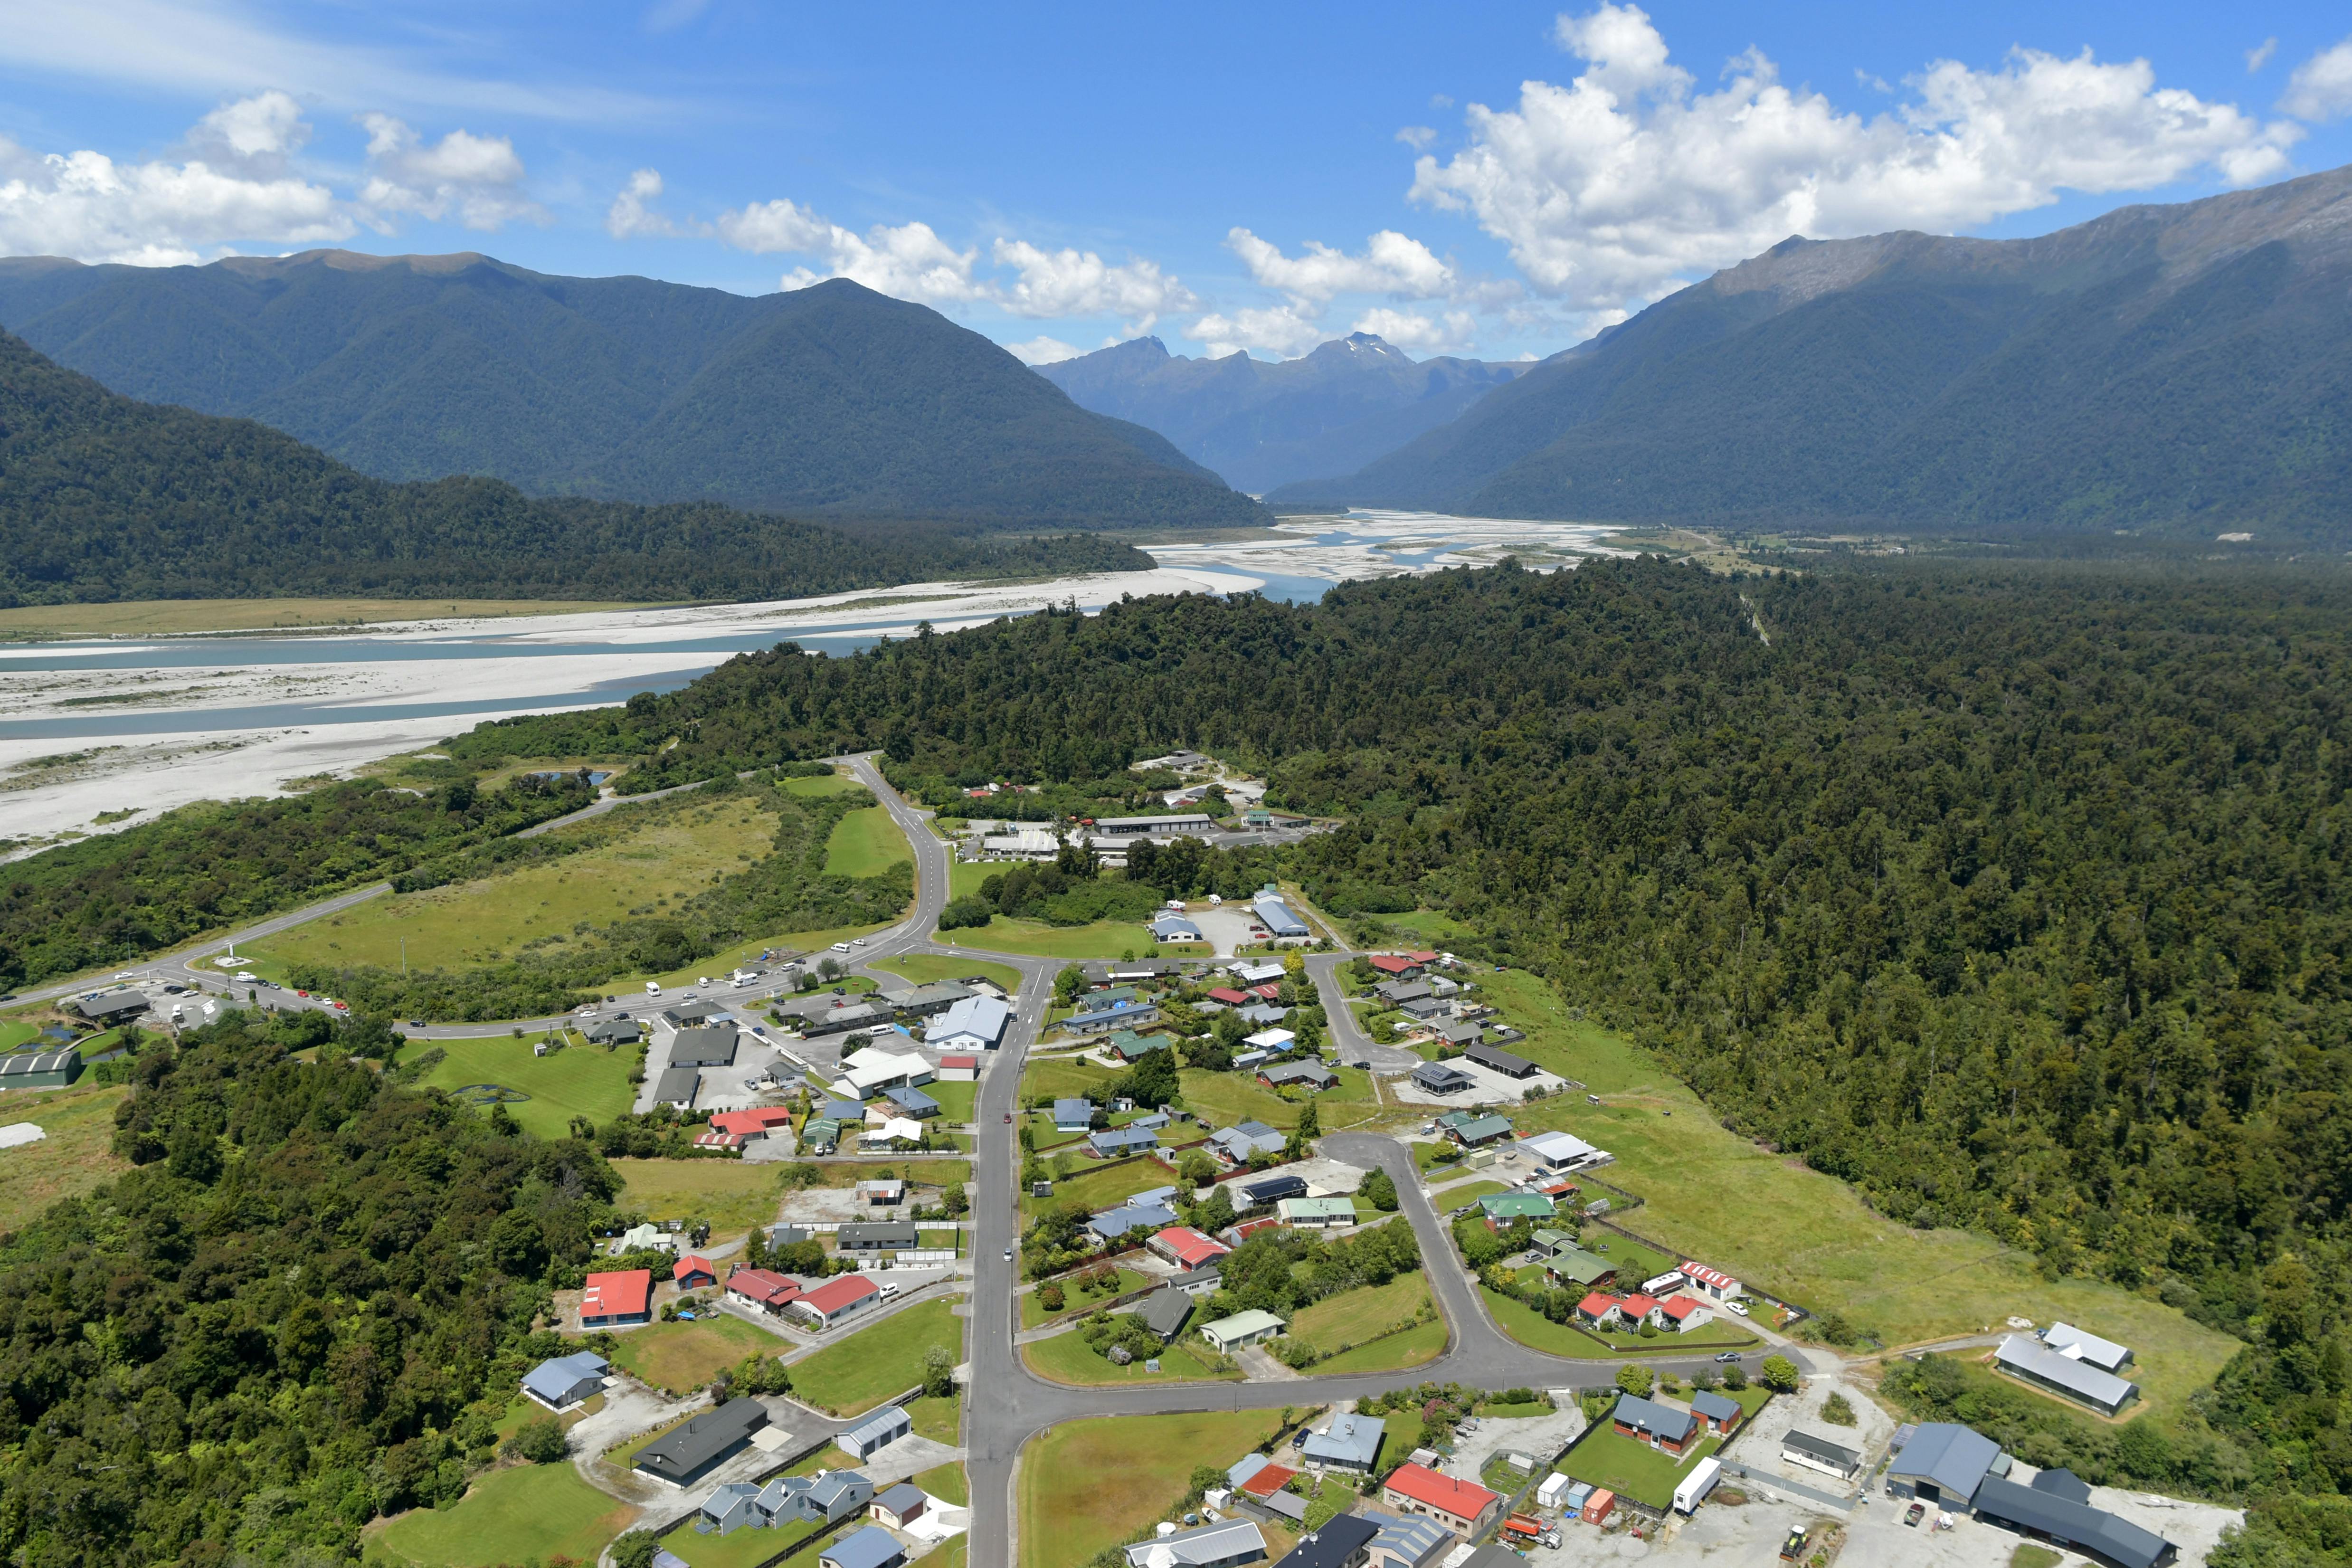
left=3, top=1, right=2352, bottom=365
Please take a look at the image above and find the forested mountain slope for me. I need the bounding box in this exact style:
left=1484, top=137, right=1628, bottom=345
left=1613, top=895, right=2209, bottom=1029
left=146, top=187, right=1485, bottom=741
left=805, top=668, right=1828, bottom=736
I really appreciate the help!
left=461, top=557, right=2352, bottom=1559
left=0, top=253, right=1261, bottom=528
left=0, top=329, right=1150, bottom=605
left=1274, top=165, right=2352, bottom=543
left=1037, top=332, right=1523, bottom=493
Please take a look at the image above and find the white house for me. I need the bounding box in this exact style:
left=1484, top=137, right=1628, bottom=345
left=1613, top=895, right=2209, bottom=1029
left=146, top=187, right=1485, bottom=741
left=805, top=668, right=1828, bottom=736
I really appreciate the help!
left=835, top=1047, right=934, bottom=1096
left=929, top=995, right=1013, bottom=1052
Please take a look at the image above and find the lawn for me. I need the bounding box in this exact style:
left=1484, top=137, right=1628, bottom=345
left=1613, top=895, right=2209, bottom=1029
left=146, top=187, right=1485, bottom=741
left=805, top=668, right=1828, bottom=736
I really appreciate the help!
left=803, top=1158, right=970, bottom=1190
left=915, top=1462, right=968, bottom=1507
left=1433, top=1179, right=1512, bottom=1210
left=1290, top=1274, right=1436, bottom=1352
left=947, top=917, right=1162, bottom=960
left=1021, top=1331, right=1239, bottom=1387
left=788, top=1297, right=962, bottom=1416
left=1020, top=1056, right=1120, bottom=1105
left=948, top=862, right=998, bottom=901
left=371, top=1461, right=639, bottom=1567
left=1556, top=1426, right=1721, bottom=1510
left=389, top=1035, right=636, bottom=1140
left=255, top=792, right=779, bottom=972
left=1479, top=1288, right=1627, bottom=1360
left=906, top=1394, right=961, bottom=1445
left=1021, top=1159, right=1179, bottom=1220
left=1017, top=1410, right=1281, bottom=1568
left=0, top=1082, right=130, bottom=1233
left=607, top=1315, right=778, bottom=1395
left=874, top=952, right=1024, bottom=993
left=781, top=773, right=862, bottom=798
left=923, top=1080, right=978, bottom=1123
left=824, top=805, right=911, bottom=878
left=1313, top=1318, right=1447, bottom=1375
left=1020, top=1266, right=1156, bottom=1330
left=1469, top=970, right=2244, bottom=1393
left=1356, top=909, right=1482, bottom=947
left=614, top=1158, right=786, bottom=1237
left=1175, top=1068, right=1382, bottom=1133
left=660, top=1521, right=830, bottom=1568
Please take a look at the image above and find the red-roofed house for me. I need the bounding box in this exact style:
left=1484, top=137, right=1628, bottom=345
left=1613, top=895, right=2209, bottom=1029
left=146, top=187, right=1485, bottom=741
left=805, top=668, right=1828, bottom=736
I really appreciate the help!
left=1381, top=1463, right=1501, bottom=1535
left=1406, top=950, right=1440, bottom=966
left=674, top=1255, right=717, bottom=1289
left=937, top=1055, right=979, bottom=1081
left=581, top=1269, right=653, bottom=1327
left=1205, top=987, right=1251, bottom=1007
left=1679, top=1260, right=1742, bottom=1301
left=708, top=1107, right=797, bottom=1140
left=789, top=1273, right=883, bottom=1330
left=1238, top=1463, right=1298, bottom=1501
left=1574, top=1292, right=1622, bottom=1327
left=725, top=1267, right=804, bottom=1315
left=1367, top=955, right=1421, bottom=979
left=1617, top=1292, right=1662, bottom=1328
left=1225, top=1217, right=1281, bottom=1245
left=1658, top=1294, right=1715, bottom=1332
left=1148, top=1226, right=1231, bottom=1271
left=1248, top=984, right=1281, bottom=1002
left=693, top=1130, right=745, bottom=1150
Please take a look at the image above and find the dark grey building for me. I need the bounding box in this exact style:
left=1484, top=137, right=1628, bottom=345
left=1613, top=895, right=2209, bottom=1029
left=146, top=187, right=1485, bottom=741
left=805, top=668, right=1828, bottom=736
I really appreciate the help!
left=837, top=1222, right=920, bottom=1251
left=668, top=1026, right=739, bottom=1068
left=634, top=1397, right=768, bottom=1486
left=1971, top=1473, right=2175, bottom=1568
left=76, top=992, right=150, bottom=1025
left=651, top=1066, right=701, bottom=1108
left=1465, top=1041, right=1536, bottom=1078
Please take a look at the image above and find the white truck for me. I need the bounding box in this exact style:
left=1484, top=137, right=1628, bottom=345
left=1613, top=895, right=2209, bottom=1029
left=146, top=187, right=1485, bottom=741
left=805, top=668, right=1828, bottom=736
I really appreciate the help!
left=1674, top=1455, right=1723, bottom=1514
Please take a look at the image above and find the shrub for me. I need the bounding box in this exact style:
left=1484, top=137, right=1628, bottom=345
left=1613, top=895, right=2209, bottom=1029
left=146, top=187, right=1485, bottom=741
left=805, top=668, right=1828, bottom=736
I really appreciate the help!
left=1761, top=1354, right=1800, bottom=1393
left=1822, top=1391, right=1856, bottom=1426
left=1039, top=1282, right=1065, bottom=1311
left=503, top=1417, right=569, bottom=1464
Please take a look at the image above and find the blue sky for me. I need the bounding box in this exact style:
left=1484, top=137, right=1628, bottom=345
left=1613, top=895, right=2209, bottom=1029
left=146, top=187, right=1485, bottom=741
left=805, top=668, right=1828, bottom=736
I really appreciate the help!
left=3, top=0, right=2351, bottom=363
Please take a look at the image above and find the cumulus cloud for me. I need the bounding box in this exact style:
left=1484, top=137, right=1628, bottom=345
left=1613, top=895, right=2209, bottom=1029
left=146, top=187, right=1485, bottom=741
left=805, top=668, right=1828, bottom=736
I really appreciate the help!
left=0, top=91, right=348, bottom=265
left=1352, top=306, right=1478, bottom=352
left=777, top=219, right=983, bottom=304
left=1409, top=3, right=2302, bottom=314
left=357, top=114, right=543, bottom=232
left=2283, top=37, right=2352, bottom=120
left=1227, top=227, right=1455, bottom=304
left=1003, top=334, right=1083, bottom=364
left=992, top=239, right=1194, bottom=331
left=606, top=168, right=675, bottom=238
left=1188, top=302, right=1327, bottom=359
left=2247, top=38, right=2278, bottom=74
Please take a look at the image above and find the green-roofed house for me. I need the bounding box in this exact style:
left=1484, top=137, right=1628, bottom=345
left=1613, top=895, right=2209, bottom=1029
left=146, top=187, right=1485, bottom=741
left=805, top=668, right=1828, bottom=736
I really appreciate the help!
left=1478, top=1192, right=1557, bottom=1229
left=801, top=1117, right=843, bottom=1154
left=1278, top=1195, right=1359, bottom=1229
left=1543, top=1245, right=1619, bottom=1290
left=1529, top=1227, right=1573, bottom=1254
left=1439, top=1111, right=1515, bottom=1147
left=1107, top=1030, right=1168, bottom=1063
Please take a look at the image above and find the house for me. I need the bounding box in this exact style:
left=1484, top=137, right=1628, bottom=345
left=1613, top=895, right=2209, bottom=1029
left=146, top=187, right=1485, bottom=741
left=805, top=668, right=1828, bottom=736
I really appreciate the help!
left=0, top=1050, right=84, bottom=1091
left=1361, top=1511, right=1451, bottom=1568
left=1149, top=1226, right=1231, bottom=1270
left=1171, top=1263, right=1225, bottom=1296
left=838, top=1404, right=911, bottom=1459
left=790, top=1274, right=884, bottom=1329
left=580, top=1270, right=653, bottom=1327
left=1090, top=1126, right=1162, bottom=1159
left=1205, top=987, right=1253, bottom=1007
left=806, top=1001, right=895, bottom=1038
left=1431, top=1022, right=1482, bottom=1051
left=1231, top=1050, right=1271, bottom=1074
left=1105, top=1029, right=1167, bottom=1063
left=1199, top=1310, right=1285, bottom=1353
left=615, top=1221, right=672, bottom=1254
left=1658, top=1295, right=1716, bottom=1333
left=1368, top=955, right=1423, bottom=980
left=936, top=1055, right=979, bottom=1081
left=1130, top=1109, right=1173, bottom=1131
left=1260, top=1061, right=1336, bottom=1092
left=1885, top=1422, right=2002, bottom=1504
left=1228, top=1452, right=1281, bottom=1492
left=1437, top=1111, right=1513, bottom=1147
left=1519, top=1131, right=1603, bottom=1171
left=1088, top=1200, right=1180, bottom=1242
left=699, top=1482, right=766, bottom=1535
left=1300, top=1413, right=1385, bottom=1473
left=759, top=1470, right=873, bottom=1526
left=1477, top=1192, right=1555, bottom=1226
left=1053, top=1098, right=1097, bottom=1132
left=1970, top=1473, right=2177, bottom=1568
left=1543, top=1247, right=1617, bottom=1290
left=651, top=1066, right=702, bottom=1109
left=1464, top=1041, right=1535, bottom=1079
left=1278, top=1196, right=1357, bottom=1229
left=1229, top=960, right=1288, bottom=985
left=1574, top=1292, right=1623, bottom=1327
left=1994, top=1332, right=2140, bottom=1416
left=1379, top=1463, right=1502, bottom=1536
left=930, top=994, right=1014, bottom=1052
left=1689, top=1389, right=1743, bottom=1434
left=882, top=1085, right=941, bottom=1119
left=1782, top=1430, right=1864, bottom=1481
left=887, top=981, right=974, bottom=1018
left=837, top=1222, right=920, bottom=1253
left=1121, top=1518, right=1267, bottom=1568
left=708, top=1107, right=796, bottom=1140
left=1068, top=999, right=1161, bottom=1034
left=837, top=1046, right=933, bottom=1095
left=870, top=1482, right=928, bottom=1530
left=818, top=1524, right=906, bottom=1568
left=673, top=1255, right=717, bottom=1289
left=1611, top=1394, right=1698, bottom=1454
left=1678, top=1260, right=1742, bottom=1301
left=1397, top=998, right=1448, bottom=1023
left=585, top=1016, right=643, bottom=1045
left=1615, top=1292, right=1662, bottom=1328
left=1252, top=887, right=1309, bottom=938
left=669, top=1026, right=740, bottom=1068
left=1243, top=1030, right=1297, bottom=1056
left=725, top=1267, right=805, bottom=1315
left=1138, top=1288, right=1195, bottom=1341
left=1409, top=1062, right=1473, bottom=1095
left=1271, top=1514, right=1377, bottom=1568
left=522, top=1350, right=610, bottom=1411
left=858, top=1117, right=926, bottom=1150
left=1240, top=1173, right=1309, bottom=1207
left=635, top=1397, right=769, bottom=1486
left=1153, top=913, right=1206, bottom=943
left=1373, top=979, right=1432, bottom=1005
left=2042, top=1321, right=2135, bottom=1373
left=75, top=991, right=151, bottom=1025
left=1210, top=1121, right=1287, bottom=1164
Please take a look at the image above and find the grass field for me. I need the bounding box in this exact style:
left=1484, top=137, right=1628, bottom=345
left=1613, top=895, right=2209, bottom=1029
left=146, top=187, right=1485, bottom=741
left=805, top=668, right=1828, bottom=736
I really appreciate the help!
left=607, top=1314, right=777, bottom=1394
left=371, top=1461, right=639, bottom=1567
left=1467, top=970, right=2244, bottom=1393
left=824, top=805, right=911, bottom=877
left=788, top=1297, right=962, bottom=1416
left=0, top=1082, right=130, bottom=1233
left=1173, top=1067, right=1382, bottom=1134
left=1288, top=1273, right=1438, bottom=1363
left=948, top=917, right=1162, bottom=960
left=916, top=1463, right=968, bottom=1506
left=906, top=1394, right=961, bottom=1444
left=949, top=862, right=997, bottom=900
left=802, top=1159, right=970, bottom=1190
left=1314, top=1318, right=1447, bottom=1375
left=1021, top=1266, right=1156, bottom=1329
left=1020, top=1159, right=1177, bottom=1220
left=614, top=1158, right=784, bottom=1237
left=389, top=1036, right=636, bottom=1140
left=1021, top=1331, right=1238, bottom=1387
left=1020, top=1056, right=1120, bottom=1105
left=0, top=596, right=646, bottom=639
left=1557, top=1427, right=1721, bottom=1509
left=1018, top=1409, right=1280, bottom=1568
left=781, top=773, right=863, bottom=798
left=874, top=952, right=1024, bottom=992
left=1358, top=909, right=1483, bottom=947
left=256, top=792, right=779, bottom=972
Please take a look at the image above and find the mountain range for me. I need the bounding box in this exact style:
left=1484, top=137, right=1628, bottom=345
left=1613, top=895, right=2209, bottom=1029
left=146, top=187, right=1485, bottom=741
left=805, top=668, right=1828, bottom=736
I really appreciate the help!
left=1272, top=165, right=2352, bottom=542
left=0, top=253, right=1261, bottom=530
left=1036, top=332, right=1524, bottom=494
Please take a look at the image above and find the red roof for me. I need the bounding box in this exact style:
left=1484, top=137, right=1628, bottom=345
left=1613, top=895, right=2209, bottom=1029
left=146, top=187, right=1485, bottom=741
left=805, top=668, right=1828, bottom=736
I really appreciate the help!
left=674, top=1254, right=715, bottom=1282
left=693, top=1131, right=744, bottom=1149
left=709, top=1107, right=796, bottom=1136
left=939, top=1055, right=978, bottom=1068
left=1660, top=1294, right=1705, bottom=1321
left=1384, top=1463, right=1498, bottom=1519
left=1407, top=950, right=1440, bottom=964
left=1369, top=955, right=1415, bottom=975
left=796, top=1273, right=881, bottom=1317
left=726, top=1266, right=803, bottom=1307
left=1205, top=987, right=1250, bottom=1006
left=1249, top=983, right=1281, bottom=1001
left=1618, top=1292, right=1660, bottom=1318
left=1681, top=1259, right=1739, bottom=1291
left=1153, top=1226, right=1230, bottom=1270
left=1239, top=1463, right=1298, bottom=1499
left=1577, top=1291, right=1620, bottom=1318
left=1228, top=1217, right=1280, bottom=1242
left=581, top=1269, right=652, bottom=1320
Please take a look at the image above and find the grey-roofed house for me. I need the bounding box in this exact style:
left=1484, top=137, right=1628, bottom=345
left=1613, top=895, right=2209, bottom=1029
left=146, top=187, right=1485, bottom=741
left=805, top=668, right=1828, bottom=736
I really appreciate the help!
left=1611, top=1393, right=1698, bottom=1450
left=1361, top=1511, right=1449, bottom=1568
left=1438, top=1111, right=1514, bottom=1146
left=819, top=1524, right=907, bottom=1568
left=1171, top=1264, right=1224, bottom=1296
left=1689, top=1388, right=1743, bottom=1434
left=1068, top=998, right=1161, bottom=1034
left=1053, top=1097, right=1096, bottom=1132
left=1236, top=1004, right=1289, bottom=1026
left=1432, top=1021, right=1482, bottom=1051
left=1398, top=998, right=1447, bottom=1022
left=869, top=1481, right=928, bottom=1529
left=1123, top=1518, right=1268, bottom=1568
left=929, top=993, right=1014, bottom=1051
left=1271, top=1513, right=1376, bottom=1568
left=521, top=1350, right=609, bottom=1411
left=1260, top=1061, right=1337, bottom=1091
left=1972, top=1473, right=2176, bottom=1568
left=888, top=981, right=974, bottom=1017
left=1088, top=1201, right=1180, bottom=1242
left=2042, top=1322, right=2134, bottom=1373
left=1995, top=1332, right=2140, bottom=1416
left=1464, top=1041, right=1535, bottom=1078
left=1886, top=1422, right=2002, bottom=1504
left=1090, top=1126, right=1161, bottom=1158
left=1252, top=888, right=1310, bottom=940
left=1210, top=1121, right=1287, bottom=1164
left=805, top=1001, right=894, bottom=1037
left=668, top=1025, right=740, bottom=1068
left=1543, top=1246, right=1617, bottom=1289
left=1299, top=1413, right=1385, bottom=1473
left=76, top=991, right=151, bottom=1024
left=836, top=1222, right=920, bottom=1252
left=840, top=1404, right=912, bottom=1458
left=1373, top=980, right=1432, bottom=1007
left=634, top=1397, right=768, bottom=1486
left=1153, top=913, right=1206, bottom=943
left=882, top=1085, right=941, bottom=1119
left=651, top=1066, right=701, bottom=1109
left=585, top=1016, right=643, bottom=1045
left=1781, top=1429, right=1863, bottom=1481
left=1410, top=1062, right=1473, bottom=1095
left=698, top=1482, right=764, bottom=1536
left=1138, top=1287, right=1195, bottom=1341
left=759, top=1470, right=873, bottom=1525
left=0, top=1050, right=84, bottom=1091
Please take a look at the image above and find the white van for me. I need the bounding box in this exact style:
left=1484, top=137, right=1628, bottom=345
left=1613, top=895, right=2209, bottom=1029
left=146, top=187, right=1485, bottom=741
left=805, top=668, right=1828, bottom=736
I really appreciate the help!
left=877, top=1281, right=903, bottom=1301
left=645, top=981, right=662, bottom=996
left=832, top=942, right=852, bottom=953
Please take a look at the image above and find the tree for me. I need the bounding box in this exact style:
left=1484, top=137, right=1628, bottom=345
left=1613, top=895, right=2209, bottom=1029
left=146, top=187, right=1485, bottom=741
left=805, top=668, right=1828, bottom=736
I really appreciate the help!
left=1283, top=949, right=1305, bottom=980
left=923, top=1343, right=957, bottom=1398
left=1615, top=1363, right=1655, bottom=1398
left=613, top=1532, right=660, bottom=1568
left=1178, top=1149, right=1218, bottom=1188
left=1118, top=1046, right=1181, bottom=1109
left=1723, top=1363, right=1748, bottom=1390
left=1296, top=1098, right=1321, bottom=1139
left=1039, top=1282, right=1065, bottom=1312
left=1361, top=1168, right=1398, bottom=1211
left=1761, top=1355, right=1800, bottom=1393
left=1055, top=964, right=1086, bottom=1005
left=503, top=1417, right=568, bottom=1464
left=1213, top=1008, right=1247, bottom=1048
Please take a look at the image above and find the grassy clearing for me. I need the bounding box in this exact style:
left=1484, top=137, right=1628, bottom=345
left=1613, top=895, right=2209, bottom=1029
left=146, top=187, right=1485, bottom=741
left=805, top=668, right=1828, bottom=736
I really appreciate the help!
left=875, top=952, right=1024, bottom=992
left=1021, top=1331, right=1238, bottom=1387
left=1021, top=1056, right=1120, bottom=1105
left=921, top=1080, right=977, bottom=1123
left=1017, top=1410, right=1280, bottom=1568
left=949, top=862, right=998, bottom=900
left=0, top=1082, right=131, bottom=1232
left=1020, top=1159, right=1178, bottom=1220
left=1556, top=1427, right=1721, bottom=1510
left=1289, top=1273, right=1435, bottom=1350
left=1470, top=971, right=2242, bottom=1388
left=1312, top=1318, right=1447, bottom=1375
left=800, top=1159, right=970, bottom=1190
left=371, top=1461, right=638, bottom=1567
left=607, top=1315, right=777, bottom=1394
left=788, top=1297, right=962, bottom=1416
left=1021, top=1266, right=1157, bottom=1330
left=1357, top=909, right=1483, bottom=947
left=257, top=793, right=779, bottom=972
left=1173, top=1068, right=1381, bottom=1134
left=781, top=773, right=862, bottom=798
left=388, top=1036, right=636, bottom=1140
left=824, top=805, right=910, bottom=878
left=906, top=1394, right=961, bottom=1445
left=0, top=597, right=647, bottom=640
left=948, top=917, right=1159, bottom=960
left=916, top=1463, right=969, bottom=1507
left=614, top=1158, right=783, bottom=1237
left=1480, top=1288, right=1629, bottom=1360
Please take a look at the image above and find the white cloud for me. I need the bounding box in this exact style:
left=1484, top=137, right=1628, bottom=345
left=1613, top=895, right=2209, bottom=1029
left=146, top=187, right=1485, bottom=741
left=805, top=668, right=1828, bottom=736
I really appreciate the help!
left=1410, top=3, right=2302, bottom=315
left=357, top=114, right=543, bottom=232
left=1397, top=125, right=1438, bottom=149
left=606, top=168, right=674, bottom=238
left=2283, top=37, right=2352, bottom=120
left=1004, top=335, right=1083, bottom=364
left=2247, top=38, right=2278, bottom=74
left=778, top=220, right=984, bottom=305
left=1352, top=306, right=1478, bottom=352
left=1227, top=227, right=1454, bottom=304
left=1187, top=302, right=1326, bottom=359
left=0, top=92, right=349, bottom=265
left=991, top=238, right=1195, bottom=331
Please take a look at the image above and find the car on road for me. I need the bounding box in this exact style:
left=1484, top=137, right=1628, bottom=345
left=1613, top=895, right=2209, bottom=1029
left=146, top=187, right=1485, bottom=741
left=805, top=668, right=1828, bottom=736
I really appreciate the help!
left=408, top=1020, right=425, bottom=1028
left=296, top=989, right=309, bottom=998
left=1715, top=1351, right=1743, bottom=1363
left=114, top=971, right=134, bottom=980
left=1003, top=1113, right=1012, bottom=1123
left=1003, top=1247, right=1012, bottom=1261
left=645, top=982, right=662, bottom=996
left=235, top=971, right=256, bottom=982
left=852, top=938, right=866, bottom=947
left=832, top=942, right=852, bottom=953
left=1905, top=1502, right=1925, bottom=1527
left=1726, top=1299, right=1750, bottom=1317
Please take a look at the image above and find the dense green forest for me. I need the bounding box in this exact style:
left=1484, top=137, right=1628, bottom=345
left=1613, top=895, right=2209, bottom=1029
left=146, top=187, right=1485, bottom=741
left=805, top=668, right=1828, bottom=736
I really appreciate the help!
left=0, top=327, right=1155, bottom=605
left=448, top=557, right=2352, bottom=1558
left=0, top=1015, right=634, bottom=1564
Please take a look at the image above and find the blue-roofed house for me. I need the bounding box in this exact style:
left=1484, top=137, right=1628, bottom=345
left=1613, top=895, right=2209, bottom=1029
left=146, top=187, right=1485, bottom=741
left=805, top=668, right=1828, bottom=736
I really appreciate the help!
left=1252, top=886, right=1309, bottom=939
left=1089, top=1126, right=1161, bottom=1158
left=1300, top=1412, right=1385, bottom=1472
left=929, top=994, right=1013, bottom=1052
left=1087, top=1200, right=1180, bottom=1243
left=1053, top=1098, right=1096, bottom=1132
left=1227, top=1452, right=1273, bottom=1491
left=1361, top=1510, right=1450, bottom=1568
left=1067, top=998, right=1161, bottom=1035
left=819, top=1524, right=907, bottom=1568
left=696, top=1482, right=764, bottom=1535
left=1152, top=912, right=1205, bottom=943
left=1886, top=1422, right=2003, bottom=1505
left=521, top=1350, right=609, bottom=1411
left=882, top=1085, right=940, bottom=1120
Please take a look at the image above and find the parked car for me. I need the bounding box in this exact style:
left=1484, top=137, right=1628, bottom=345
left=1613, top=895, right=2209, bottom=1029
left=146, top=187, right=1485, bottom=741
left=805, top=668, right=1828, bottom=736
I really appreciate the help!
left=1905, top=1502, right=1925, bottom=1527
left=408, top=1019, right=425, bottom=1028
left=1715, top=1351, right=1743, bottom=1363
left=1003, top=1247, right=1013, bottom=1262
left=235, top=971, right=256, bottom=982
left=1726, top=1299, right=1751, bottom=1317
